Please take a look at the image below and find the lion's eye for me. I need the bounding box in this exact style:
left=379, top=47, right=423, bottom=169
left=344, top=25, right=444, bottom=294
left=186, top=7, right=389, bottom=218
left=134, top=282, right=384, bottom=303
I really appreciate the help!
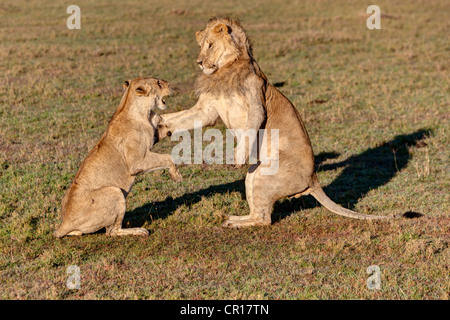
left=208, top=42, right=213, bottom=49
left=162, top=98, right=166, bottom=104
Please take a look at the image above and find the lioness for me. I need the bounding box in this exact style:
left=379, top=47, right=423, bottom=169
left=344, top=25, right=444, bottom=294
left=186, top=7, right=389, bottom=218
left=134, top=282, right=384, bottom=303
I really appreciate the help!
left=158, top=17, right=392, bottom=227
left=54, top=77, right=182, bottom=238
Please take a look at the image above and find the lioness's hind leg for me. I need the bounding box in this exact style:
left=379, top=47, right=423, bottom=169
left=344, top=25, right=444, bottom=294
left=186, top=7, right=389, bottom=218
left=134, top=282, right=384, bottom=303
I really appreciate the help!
left=104, top=188, right=149, bottom=237
left=65, top=187, right=148, bottom=237
left=56, top=187, right=126, bottom=237
left=78, top=187, right=127, bottom=235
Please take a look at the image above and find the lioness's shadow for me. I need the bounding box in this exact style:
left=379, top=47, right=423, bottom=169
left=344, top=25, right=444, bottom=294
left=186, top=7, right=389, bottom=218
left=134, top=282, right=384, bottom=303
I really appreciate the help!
left=125, top=129, right=430, bottom=227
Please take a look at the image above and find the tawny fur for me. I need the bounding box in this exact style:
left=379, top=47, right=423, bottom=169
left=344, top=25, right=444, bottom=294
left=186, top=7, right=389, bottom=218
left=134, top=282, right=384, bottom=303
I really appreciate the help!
left=54, top=77, right=182, bottom=238
left=159, top=17, right=392, bottom=227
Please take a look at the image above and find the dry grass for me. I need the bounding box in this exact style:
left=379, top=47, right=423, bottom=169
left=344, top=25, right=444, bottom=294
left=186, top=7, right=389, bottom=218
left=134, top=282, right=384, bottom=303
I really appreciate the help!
left=0, top=0, right=449, bottom=299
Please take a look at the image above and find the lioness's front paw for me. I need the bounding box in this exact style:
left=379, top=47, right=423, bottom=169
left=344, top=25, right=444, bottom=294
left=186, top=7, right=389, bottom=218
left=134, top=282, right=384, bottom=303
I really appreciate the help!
left=108, top=227, right=149, bottom=236
left=157, top=124, right=172, bottom=140
left=169, top=166, right=183, bottom=182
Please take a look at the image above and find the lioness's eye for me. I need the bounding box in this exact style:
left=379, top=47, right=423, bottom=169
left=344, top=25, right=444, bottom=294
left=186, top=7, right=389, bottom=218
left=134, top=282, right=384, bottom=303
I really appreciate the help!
left=208, top=42, right=213, bottom=49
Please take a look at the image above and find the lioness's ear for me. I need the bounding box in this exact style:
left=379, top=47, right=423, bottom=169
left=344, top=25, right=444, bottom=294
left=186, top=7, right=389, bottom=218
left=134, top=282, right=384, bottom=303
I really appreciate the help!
left=195, top=29, right=205, bottom=44
left=213, top=23, right=230, bottom=35
left=123, top=80, right=131, bottom=90
left=135, top=86, right=147, bottom=96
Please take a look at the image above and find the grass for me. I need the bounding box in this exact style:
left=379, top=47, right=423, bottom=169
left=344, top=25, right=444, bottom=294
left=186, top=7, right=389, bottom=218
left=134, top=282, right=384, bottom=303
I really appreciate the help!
left=0, top=0, right=449, bottom=299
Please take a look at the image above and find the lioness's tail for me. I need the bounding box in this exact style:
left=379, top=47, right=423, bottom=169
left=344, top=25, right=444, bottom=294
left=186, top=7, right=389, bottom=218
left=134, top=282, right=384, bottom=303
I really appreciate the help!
left=309, top=184, right=392, bottom=220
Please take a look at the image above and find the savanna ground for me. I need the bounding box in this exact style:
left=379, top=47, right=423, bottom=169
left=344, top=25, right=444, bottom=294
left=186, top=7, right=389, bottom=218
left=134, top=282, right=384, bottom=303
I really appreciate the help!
left=0, top=0, right=449, bottom=300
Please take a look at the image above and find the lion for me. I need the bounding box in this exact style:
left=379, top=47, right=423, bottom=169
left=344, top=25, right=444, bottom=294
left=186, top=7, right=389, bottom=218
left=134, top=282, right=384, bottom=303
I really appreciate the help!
left=54, top=77, right=182, bottom=238
left=158, top=17, right=392, bottom=227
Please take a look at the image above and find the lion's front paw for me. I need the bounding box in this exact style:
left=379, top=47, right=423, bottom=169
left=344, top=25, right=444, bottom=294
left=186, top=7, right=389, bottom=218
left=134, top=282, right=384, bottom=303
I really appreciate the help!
left=233, top=150, right=248, bottom=168
left=233, top=154, right=246, bottom=169
left=222, top=215, right=271, bottom=228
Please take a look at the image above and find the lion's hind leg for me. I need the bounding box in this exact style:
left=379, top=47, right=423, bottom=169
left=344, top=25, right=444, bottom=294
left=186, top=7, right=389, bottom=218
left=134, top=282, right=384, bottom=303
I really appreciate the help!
left=222, top=163, right=275, bottom=228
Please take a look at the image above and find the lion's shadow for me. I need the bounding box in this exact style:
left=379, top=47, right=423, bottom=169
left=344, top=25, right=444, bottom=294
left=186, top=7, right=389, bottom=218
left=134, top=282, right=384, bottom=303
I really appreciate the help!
left=125, top=129, right=430, bottom=226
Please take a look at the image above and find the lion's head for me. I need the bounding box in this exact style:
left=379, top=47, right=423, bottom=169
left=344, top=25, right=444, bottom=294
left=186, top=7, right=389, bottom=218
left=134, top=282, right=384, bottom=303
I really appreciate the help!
left=195, top=17, right=253, bottom=75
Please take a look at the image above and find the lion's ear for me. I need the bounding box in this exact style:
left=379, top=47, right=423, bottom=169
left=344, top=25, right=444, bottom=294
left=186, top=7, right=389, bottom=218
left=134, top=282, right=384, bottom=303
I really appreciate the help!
left=195, top=29, right=205, bottom=44
left=213, top=23, right=230, bottom=35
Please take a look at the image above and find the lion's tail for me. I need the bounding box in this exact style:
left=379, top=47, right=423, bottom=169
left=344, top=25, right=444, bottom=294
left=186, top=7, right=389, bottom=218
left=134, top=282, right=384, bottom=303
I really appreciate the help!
left=309, top=183, right=393, bottom=220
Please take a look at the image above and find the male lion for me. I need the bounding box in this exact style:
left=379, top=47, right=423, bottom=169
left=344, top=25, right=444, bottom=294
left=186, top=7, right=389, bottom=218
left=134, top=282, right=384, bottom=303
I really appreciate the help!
left=158, top=17, right=391, bottom=227
left=54, top=77, right=182, bottom=238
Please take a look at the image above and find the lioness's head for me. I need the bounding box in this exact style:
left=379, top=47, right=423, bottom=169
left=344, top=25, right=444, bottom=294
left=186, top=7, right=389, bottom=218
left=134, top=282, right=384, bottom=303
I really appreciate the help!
left=195, top=17, right=252, bottom=75
left=123, top=77, right=171, bottom=110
